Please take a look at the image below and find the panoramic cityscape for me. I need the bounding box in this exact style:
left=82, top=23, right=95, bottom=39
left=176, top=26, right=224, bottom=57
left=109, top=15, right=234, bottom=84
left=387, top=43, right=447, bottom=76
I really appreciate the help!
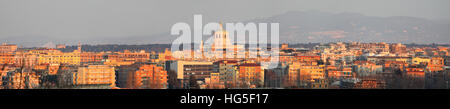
left=2, top=1, right=450, bottom=108
left=0, top=0, right=449, bottom=90
left=1, top=38, right=449, bottom=89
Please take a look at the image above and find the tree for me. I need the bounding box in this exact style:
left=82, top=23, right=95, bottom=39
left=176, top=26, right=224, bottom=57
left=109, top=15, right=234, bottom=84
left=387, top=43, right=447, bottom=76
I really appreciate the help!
left=189, top=75, right=199, bottom=89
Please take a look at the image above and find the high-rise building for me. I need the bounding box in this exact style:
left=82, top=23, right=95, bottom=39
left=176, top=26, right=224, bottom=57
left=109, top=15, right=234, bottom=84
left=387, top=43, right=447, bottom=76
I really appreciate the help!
left=213, top=60, right=239, bottom=88
left=37, top=48, right=81, bottom=65
left=238, top=62, right=264, bottom=88
left=169, top=61, right=213, bottom=88
left=204, top=73, right=224, bottom=89
left=117, top=64, right=168, bottom=89
left=428, top=57, right=444, bottom=72
left=73, top=65, right=116, bottom=88
left=0, top=43, right=17, bottom=53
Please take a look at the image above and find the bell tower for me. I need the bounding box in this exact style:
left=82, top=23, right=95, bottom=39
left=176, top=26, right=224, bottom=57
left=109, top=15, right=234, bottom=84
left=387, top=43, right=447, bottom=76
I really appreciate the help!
left=77, top=42, right=82, bottom=53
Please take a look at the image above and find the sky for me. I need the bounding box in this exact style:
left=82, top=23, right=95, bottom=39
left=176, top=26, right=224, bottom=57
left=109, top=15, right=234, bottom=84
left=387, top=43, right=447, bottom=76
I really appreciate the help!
left=0, top=0, right=449, bottom=46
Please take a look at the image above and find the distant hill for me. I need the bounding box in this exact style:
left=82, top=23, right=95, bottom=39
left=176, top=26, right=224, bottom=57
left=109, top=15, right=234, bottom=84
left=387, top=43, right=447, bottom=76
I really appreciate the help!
left=3, top=11, right=450, bottom=47
left=119, top=11, right=450, bottom=44
left=248, top=11, right=450, bottom=44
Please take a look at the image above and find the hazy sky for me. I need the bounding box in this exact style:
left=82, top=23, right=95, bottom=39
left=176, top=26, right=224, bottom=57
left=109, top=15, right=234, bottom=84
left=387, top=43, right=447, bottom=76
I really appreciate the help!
left=0, top=0, right=449, bottom=46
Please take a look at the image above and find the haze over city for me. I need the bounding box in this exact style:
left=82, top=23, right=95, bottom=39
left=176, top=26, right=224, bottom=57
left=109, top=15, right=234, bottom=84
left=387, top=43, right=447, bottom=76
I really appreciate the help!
left=0, top=0, right=449, bottom=90
left=1, top=0, right=450, bottom=47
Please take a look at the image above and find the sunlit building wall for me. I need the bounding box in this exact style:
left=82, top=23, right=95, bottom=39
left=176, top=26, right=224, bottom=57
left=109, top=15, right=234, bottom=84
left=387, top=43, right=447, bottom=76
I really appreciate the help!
left=73, top=65, right=116, bottom=87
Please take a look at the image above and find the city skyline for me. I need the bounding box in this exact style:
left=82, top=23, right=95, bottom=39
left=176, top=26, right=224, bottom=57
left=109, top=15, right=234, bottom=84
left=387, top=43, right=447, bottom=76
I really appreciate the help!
left=1, top=41, right=449, bottom=89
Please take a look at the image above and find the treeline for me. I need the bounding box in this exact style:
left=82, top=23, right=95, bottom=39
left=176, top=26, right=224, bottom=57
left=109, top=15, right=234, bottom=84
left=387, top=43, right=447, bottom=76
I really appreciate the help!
left=20, top=43, right=449, bottom=53
left=60, top=44, right=171, bottom=52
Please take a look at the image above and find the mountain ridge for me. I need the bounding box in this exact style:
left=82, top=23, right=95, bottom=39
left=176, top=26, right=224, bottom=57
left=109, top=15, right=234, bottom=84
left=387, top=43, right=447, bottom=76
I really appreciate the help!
left=3, top=11, right=449, bottom=47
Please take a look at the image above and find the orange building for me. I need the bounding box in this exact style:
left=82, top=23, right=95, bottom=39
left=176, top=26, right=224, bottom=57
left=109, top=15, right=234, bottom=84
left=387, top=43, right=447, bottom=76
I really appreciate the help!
left=295, top=55, right=320, bottom=65
left=427, top=57, right=444, bottom=72
left=37, top=49, right=81, bottom=65
left=354, top=79, right=381, bottom=89
left=406, top=67, right=425, bottom=78
left=367, top=56, right=411, bottom=64
left=238, top=63, right=264, bottom=88
left=14, top=51, right=39, bottom=67
left=281, top=43, right=290, bottom=50
left=0, top=43, right=17, bottom=53
left=117, top=50, right=149, bottom=62
left=437, top=47, right=449, bottom=56
left=279, top=55, right=295, bottom=63
left=73, top=65, right=116, bottom=87
left=285, top=62, right=325, bottom=88
left=204, top=73, right=225, bottom=89
left=106, top=53, right=119, bottom=61
left=48, top=64, right=60, bottom=75
left=0, top=53, right=14, bottom=65
left=117, top=64, right=168, bottom=89
left=286, top=62, right=302, bottom=87
left=81, top=52, right=104, bottom=63
left=384, top=61, right=408, bottom=71
left=295, top=55, right=321, bottom=62
left=327, top=67, right=353, bottom=79
left=349, top=42, right=390, bottom=52
left=34, top=63, right=61, bottom=75
left=299, top=65, right=325, bottom=81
